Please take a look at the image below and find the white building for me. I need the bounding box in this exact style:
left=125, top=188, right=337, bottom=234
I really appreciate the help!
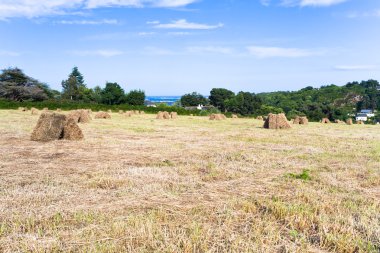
left=356, top=109, right=375, bottom=122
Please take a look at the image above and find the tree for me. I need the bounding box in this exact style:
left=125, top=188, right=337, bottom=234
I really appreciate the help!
left=101, top=82, right=125, bottom=105
left=0, top=68, right=51, bottom=101
left=225, top=92, right=262, bottom=115
left=180, top=92, right=208, bottom=107
left=61, top=67, right=87, bottom=100
left=125, top=90, right=145, bottom=105
left=209, top=88, right=235, bottom=112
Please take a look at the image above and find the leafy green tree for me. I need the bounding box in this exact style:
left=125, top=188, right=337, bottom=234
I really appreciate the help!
left=61, top=67, right=88, bottom=100
left=209, top=88, right=235, bottom=112
left=101, top=82, right=125, bottom=105
left=0, top=68, right=52, bottom=101
left=180, top=92, right=208, bottom=107
left=225, top=92, right=262, bottom=115
left=125, top=90, right=145, bottom=105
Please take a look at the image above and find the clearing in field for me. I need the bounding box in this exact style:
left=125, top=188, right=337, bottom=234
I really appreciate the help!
left=0, top=110, right=379, bottom=252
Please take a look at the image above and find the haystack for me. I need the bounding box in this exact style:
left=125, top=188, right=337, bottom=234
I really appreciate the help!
left=31, top=112, right=83, bottom=142
left=163, top=111, right=171, bottom=119
left=263, top=113, right=291, bottom=129
left=293, top=116, right=300, bottom=124
left=321, top=118, right=330, bottom=124
left=124, top=111, right=133, bottom=117
left=31, top=108, right=39, bottom=115
left=357, top=120, right=364, bottom=125
left=156, top=111, right=164, bottom=119
left=67, top=110, right=92, bottom=123
left=18, top=107, right=28, bottom=112
left=209, top=114, right=226, bottom=120
left=95, top=112, right=111, bottom=119
left=257, top=116, right=264, bottom=121
left=346, top=118, right=353, bottom=125
left=170, top=112, right=178, bottom=119
left=56, top=108, right=62, bottom=112
left=140, top=111, right=145, bottom=115
left=119, top=110, right=124, bottom=114
left=107, top=109, right=112, bottom=113
left=232, top=114, right=238, bottom=119
left=43, top=107, right=48, bottom=111
left=299, top=117, right=308, bottom=125
left=62, top=118, right=84, bottom=140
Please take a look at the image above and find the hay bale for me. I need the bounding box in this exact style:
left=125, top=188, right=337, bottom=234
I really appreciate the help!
left=209, top=114, right=225, bottom=120
left=95, top=112, right=111, bottom=119
left=107, top=109, right=112, bottom=113
left=56, top=108, right=62, bottom=112
left=124, top=111, right=133, bottom=117
left=43, top=107, right=48, bottom=111
left=299, top=117, right=308, bottom=125
left=163, top=111, right=171, bottom=119
left=263, top=113, right=291, bottom=129
left=31, top=112, right=84, bottom=142
left=119, top=110, right=124, bottom=114
left=357, top=120, right=364, bottom=125
left=67, top=110, right=91, bottom=123
left=140, top=111, right=145, bottom=115
left=67, top=110, right=81, bottom=122
left=62, top=118, right=84, bottom=140
left=171, top=112, right=178, bottom=119
left=31, top=108, right=39, bottom=115
left=293, top=116, right=300, bottom=124
left=232, top=114, right=238, bottom=119
left=346, top=118, right=353, bottom=125
left=31, top=112, right=67, bottom=142
left=256, top=116, right=264, bottom=121
left=156, top=111, right=164, bottom=119
left=321, top=118, right=330, bottom=124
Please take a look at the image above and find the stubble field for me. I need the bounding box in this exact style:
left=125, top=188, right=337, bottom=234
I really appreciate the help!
left=0, top=110, right=379, bottom=252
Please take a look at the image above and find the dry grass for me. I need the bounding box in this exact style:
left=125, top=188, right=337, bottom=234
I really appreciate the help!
left=0, top=110, right=379, bottom=252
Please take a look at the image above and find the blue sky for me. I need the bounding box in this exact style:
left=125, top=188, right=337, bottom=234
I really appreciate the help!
left=0, top=0, right=379, bottom=95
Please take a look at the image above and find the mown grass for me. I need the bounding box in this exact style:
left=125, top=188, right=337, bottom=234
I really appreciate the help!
left=0, top=109, right=379, bottom=252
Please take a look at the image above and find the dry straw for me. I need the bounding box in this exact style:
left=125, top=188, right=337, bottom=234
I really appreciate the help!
left=264, top=113, right=291, bottom=129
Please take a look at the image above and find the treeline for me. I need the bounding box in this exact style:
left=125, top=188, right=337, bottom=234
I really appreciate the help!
left=1, top=67, right=379, bottom=121
left=180, top=80, right=380, bottom=121
left=0, top=67, right=145, bottom=106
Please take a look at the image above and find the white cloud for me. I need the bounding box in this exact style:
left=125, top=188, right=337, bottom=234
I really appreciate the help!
left=262, top=0, right=348, bottom=7
left=138, top=31, right=156, bottom=36
left=334, top=65, right=377, bottom=71
left=143, top=47, right=176, bottom=55
left=187, top=46, right=233, bottom=55
left=167, top=31, right=191, bottom=35
left=69, top=49, right=124, bottom=57
left=152, top=19, right=223, bottom=30
left=57, top=19, right=119, bottom=25
left=0, top=50, right=20, bottom=56
left=247, top=45, right=317, bottom=58
left=299, top=0, right=347, bottom=7
left=0, top=0, right=199, bottom=19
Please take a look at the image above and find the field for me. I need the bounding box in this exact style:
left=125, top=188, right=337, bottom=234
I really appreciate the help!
left=0, top=110, right=379, bottom=252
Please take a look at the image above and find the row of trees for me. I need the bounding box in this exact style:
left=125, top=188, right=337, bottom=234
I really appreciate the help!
left=1, top=67, right=379, bottom=121
left=0, top=67, right=145, bottom=106
left=61, top=67, right=145, bottom=105
left=180, top=89, right=278, bottom=116
left=179, top=80, right=380, bottom=120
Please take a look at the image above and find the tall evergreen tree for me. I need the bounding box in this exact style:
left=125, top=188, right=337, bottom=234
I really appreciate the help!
left=61, top=67, right=86, bottom=100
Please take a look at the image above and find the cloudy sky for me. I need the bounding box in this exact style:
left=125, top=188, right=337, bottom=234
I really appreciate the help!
left=0, top=0, right=379, bottom=95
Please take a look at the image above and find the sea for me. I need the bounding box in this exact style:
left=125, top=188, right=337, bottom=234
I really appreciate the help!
left=145, top=96, right=181, bottom=106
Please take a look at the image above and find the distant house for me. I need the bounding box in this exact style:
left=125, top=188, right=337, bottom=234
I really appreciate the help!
left=356, top=113, right=368, bottom=122
left=144, top=100, right=157, bottom=107
left=356, top=109, right=375, bottom=122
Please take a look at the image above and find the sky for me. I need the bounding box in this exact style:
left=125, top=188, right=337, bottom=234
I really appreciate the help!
left=0, top=0, right=379, bottom=95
